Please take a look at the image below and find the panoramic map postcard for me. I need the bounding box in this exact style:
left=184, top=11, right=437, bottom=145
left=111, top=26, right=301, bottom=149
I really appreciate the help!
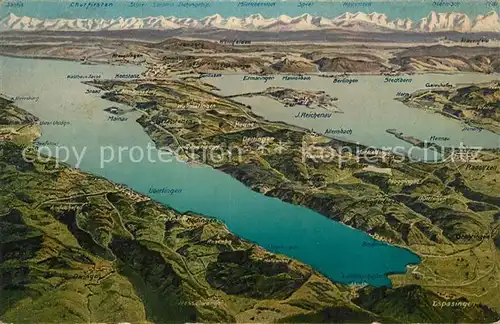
left=1, top=0, right=500, bottom=323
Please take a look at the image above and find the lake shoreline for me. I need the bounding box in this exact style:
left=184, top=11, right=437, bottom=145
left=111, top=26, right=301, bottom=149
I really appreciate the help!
left=0, top=55, right=438, bottom=287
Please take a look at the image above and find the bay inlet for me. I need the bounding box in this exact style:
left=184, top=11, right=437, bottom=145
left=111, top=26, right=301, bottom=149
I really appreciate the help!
left=0, top=55, right=422, bottom=286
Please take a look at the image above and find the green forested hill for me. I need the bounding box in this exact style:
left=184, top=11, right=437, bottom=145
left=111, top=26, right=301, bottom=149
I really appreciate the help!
left=0, top=98, right=497, bottom=323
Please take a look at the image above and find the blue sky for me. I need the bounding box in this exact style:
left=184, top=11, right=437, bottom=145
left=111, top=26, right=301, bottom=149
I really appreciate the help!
left=0, top=0, right=497, bottom=20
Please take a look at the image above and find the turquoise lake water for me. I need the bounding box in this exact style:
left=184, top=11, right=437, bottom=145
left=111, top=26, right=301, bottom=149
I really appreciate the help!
left=0, top=55, right=424, bottom=287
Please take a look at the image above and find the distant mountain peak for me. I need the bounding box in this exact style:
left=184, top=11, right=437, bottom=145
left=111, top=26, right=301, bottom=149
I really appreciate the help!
left=248, top=13, right=264, bottom=20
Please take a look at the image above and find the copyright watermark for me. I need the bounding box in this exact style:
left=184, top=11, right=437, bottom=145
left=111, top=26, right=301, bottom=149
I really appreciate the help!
left=302, top=141, right=484, bottom=167
left=21, top=142, right=245, bottom=168
left=20, top=140, right=486, bottom=169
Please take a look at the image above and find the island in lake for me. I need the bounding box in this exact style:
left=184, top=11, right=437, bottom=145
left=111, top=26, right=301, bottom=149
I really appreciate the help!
left=228, top=87, right=342, bottom=112
left=103, top=106, right=127, bottom=115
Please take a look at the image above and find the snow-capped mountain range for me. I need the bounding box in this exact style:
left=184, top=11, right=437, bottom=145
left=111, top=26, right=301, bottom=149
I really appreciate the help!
left=1, top=11, right=500, bottom=33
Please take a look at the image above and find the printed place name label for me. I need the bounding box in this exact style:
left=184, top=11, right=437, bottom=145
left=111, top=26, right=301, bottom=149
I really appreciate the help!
left=465, top=164, right=497, bottom=171
left=69, top=2, right=114, bottom=8
left=39, top=121, right=71, bottom=126
left=115, top=73, right=141, bottom=79
left=108, top=116, right=128, bottom=121
left=242, top=75, right=275, bottom=82
left=333, top=78, right=359, bottom=84
left=237, top=1, right=276, bottom=7
left=325, top=128, right=353, bottom=135
left=4, top=1, right=23, bottom=7
left=298, top=2, right=313, bottom=7
left=294, top=112, right=332, bottom=119
left=429, top=136, right=450, bottom=141
left=14, top=96, right=39, bottom=102
left=282, top=75, right=311, bottom=81
left=385, top=77, right=412, bottom=83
